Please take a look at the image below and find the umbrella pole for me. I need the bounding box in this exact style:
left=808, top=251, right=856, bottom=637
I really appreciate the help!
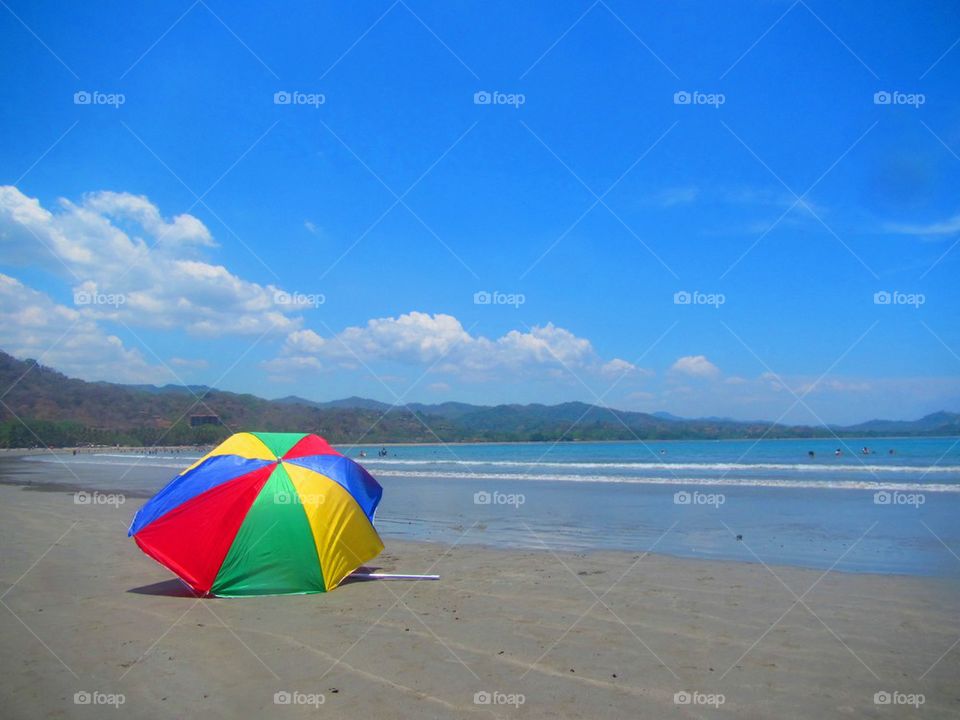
left=350, top=572, right=440, bottom=581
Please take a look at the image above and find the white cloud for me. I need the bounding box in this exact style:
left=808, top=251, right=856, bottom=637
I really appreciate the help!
left=650, top=372, right=960, bottom=426
left=488, top=324, right=594, bottom=370
left=648, top=186, right=699, bottom=207
left=884, top=213, right=960, bottom=237
left=794, top=378, right=873, bottom=395
left=0, top=186, right=309, bottom=336
left=670, top=354, right=720, bottom=379
left=268, top=311, right=640, bottom=382
left=170, top=357, right=209, bottom=369
left=0, top=273, right=171, bottom=383
left=714, top=186, right=825, bottom=236
left=759, top=371, right=788, bottom=391
left=285, top=329, right=327, bottom=354
left=600, top=357, right=645, bottom=378
left=82, top=191, right=216, bottom=247
left=722, top=187, right=821, bottom=213
left=340, top=312, right=473, bottom=364
left=261, top=355, right=324, bottom=382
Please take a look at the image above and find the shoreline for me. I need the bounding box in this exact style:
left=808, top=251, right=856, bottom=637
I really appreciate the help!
left=5, top=448, right=960, bottom=580
left=1, top=473, right=956, bottom=583
left=5, top=476, right=934, bottom=583
left=5, top=444, right=960, bottom=582
left=0, top=445, right=209, bottom=457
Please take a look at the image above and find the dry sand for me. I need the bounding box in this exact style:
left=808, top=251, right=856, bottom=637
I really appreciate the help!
left=1, top=483, right=957, bottom=719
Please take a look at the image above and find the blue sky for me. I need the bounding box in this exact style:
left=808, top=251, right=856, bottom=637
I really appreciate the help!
left=1, top=0, right=958, bottom=424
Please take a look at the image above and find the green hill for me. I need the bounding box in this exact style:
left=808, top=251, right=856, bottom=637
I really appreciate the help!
left=0, top=350, right=956, bottom=448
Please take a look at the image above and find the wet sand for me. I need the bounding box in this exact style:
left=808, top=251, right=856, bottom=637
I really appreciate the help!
left=1, top=483, right=958, bottom=719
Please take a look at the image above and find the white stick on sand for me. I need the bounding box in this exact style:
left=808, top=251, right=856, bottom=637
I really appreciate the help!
left=351, top=572, right=440, bottom=580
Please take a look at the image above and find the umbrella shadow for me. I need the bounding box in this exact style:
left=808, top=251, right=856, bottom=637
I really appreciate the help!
left=127, top=579, right=202, bottom=598
left=129, top=568, right=385, bottom=595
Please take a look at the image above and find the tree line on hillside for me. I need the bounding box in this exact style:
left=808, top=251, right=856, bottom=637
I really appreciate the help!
left=0, top=350, right=957, bottom=448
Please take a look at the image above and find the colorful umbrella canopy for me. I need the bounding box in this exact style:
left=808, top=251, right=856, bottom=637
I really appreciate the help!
left=129, top=432, right=383, bottom=597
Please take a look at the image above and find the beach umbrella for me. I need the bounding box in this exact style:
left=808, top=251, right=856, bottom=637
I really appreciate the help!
left=128, top=432, right=383, bottom=597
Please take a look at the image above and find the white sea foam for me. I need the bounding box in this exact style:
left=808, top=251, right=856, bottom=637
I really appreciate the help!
left=360, top=458, right=960, bottom=474
left=24, top=456, right=191, bottom=470
left=371, top=468, right=960, bottom=492
left=24, top=452, right=960, bottom=490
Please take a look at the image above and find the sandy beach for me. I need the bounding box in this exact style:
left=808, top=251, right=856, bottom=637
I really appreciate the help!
left=1, top=482, right=958, bottom=719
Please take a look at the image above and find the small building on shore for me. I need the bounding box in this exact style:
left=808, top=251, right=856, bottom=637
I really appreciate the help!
left=189, top=414, right=221, bottom=428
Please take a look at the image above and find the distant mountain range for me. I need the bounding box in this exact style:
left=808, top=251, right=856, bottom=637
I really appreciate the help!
left=1, top=350, right=958, bottom=448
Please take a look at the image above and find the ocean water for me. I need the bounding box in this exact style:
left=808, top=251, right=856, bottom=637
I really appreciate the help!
left=12, top=437, right=960, bottom=577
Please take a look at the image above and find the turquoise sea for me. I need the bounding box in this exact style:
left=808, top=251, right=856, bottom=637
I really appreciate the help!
left=14, top=436, right=960, bottom=577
